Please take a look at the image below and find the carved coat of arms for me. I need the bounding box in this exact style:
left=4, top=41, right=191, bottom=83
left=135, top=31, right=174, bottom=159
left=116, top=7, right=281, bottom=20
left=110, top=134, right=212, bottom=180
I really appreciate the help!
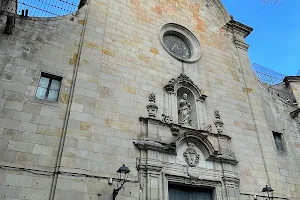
left=183, top=147, right=200, bottom=167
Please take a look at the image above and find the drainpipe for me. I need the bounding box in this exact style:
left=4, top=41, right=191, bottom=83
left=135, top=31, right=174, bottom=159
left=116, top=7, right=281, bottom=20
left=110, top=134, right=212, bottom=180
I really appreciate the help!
left=48, top=1, right=91, bottom=199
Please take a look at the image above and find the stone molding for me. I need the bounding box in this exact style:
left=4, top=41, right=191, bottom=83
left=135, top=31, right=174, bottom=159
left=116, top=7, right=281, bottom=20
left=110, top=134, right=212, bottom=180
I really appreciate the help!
left=290, top=108, right=300, bottom=119
left=164, top=73, right=206, bottom=99
left=133, top=140, right=176, bottom=155
left=283, top=76, right=300, bottom=85
left=137, top=117, right=238, bottom=165
left=166, top=173, right=222, bottom=188
left=224, top=19, right=253, bottom=38
left=234, top=39, right=249, bottom=51
left=139, top=117, right=232, bottom=140
left=159, top=23, right=202, bottom=63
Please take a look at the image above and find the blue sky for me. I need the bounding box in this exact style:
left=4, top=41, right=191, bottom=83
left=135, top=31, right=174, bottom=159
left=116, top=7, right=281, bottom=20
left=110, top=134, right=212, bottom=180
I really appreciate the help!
left=222, top=0, right=300, bottom=75
left=18, top=0, right=79, bottom=17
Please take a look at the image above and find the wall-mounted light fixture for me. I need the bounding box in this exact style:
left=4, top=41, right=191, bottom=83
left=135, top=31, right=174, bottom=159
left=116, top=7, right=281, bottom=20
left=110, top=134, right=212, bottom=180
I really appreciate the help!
left=113, top=164, right=130, bottom=200
left=262, top=185, right=274, bottom=200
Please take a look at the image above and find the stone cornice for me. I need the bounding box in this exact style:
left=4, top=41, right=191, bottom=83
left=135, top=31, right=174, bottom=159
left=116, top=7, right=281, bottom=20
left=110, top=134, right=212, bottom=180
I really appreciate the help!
left=139, top=117, right=232, bottom=139
left=224, top=19, right=253, bottom=38
left=133, top=139, right=177, bottom=155
left=234, top=39, right=249, bottom=51
left=283, top=76, right=300, bottom=85
left=290, top=108, right=300, bottom=119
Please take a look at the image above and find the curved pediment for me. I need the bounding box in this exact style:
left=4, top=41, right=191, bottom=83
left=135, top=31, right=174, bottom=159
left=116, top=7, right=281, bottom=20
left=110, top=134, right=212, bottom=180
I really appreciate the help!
left=177, top=131, right=217, bottom=160
left=164, top=73, right=207, bottom=101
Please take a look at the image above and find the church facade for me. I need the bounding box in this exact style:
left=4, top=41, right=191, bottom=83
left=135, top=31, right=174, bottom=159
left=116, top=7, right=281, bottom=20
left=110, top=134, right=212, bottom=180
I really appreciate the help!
left=0, top=0, right=300, bottom=200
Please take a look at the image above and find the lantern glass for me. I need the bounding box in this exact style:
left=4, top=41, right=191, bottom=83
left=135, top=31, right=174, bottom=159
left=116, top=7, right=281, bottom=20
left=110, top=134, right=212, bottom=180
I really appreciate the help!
left=116, top=164, right=130, bottom=182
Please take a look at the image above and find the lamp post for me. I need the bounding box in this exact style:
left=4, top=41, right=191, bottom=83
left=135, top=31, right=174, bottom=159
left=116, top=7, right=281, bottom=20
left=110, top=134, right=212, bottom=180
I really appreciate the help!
left=113, top=164, right=130, bottom=200
left=262, top=185, right=274, bottom=200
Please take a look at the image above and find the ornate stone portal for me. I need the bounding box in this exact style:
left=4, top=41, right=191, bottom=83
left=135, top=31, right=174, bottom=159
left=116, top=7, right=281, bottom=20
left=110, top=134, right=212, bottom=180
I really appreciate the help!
left=164, top=73, right=207, bottom=129
left=135, top=73, right=239, bottom=200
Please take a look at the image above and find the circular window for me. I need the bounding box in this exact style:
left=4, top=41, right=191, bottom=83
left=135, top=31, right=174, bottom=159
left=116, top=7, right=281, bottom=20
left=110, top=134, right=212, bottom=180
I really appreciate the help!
left=159, top=23, right=201, bottom=63
left=163, top=34, right=191, bottom=60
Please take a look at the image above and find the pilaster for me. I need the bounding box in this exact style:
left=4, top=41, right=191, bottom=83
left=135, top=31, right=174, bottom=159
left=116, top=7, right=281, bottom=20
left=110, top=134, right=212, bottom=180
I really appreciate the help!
left=225, top=17, right=275, bottom=196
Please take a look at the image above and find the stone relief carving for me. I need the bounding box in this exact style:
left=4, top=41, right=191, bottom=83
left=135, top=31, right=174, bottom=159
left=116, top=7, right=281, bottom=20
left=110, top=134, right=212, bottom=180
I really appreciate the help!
left=161, top=114, right=172, bottom=124
left=201, top=123, right=212, bottom=132
left=183, top=146, right=200, bottom=167
left=179, top=93, right=192, bottom=127
left=215, top=110, right=221, bottom=120
left=187, top=169, right=199, bottom=185
left=146, top=93, right=158, bottom=118
left=214, top=110, right=224, bottom=134
left=171, top=124, right=180, bottom=136
left=164, top=73, right=204, bottom=95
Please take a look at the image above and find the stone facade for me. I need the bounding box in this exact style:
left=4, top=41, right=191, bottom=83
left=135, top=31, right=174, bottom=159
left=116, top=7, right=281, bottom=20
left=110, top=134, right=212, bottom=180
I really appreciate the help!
left=0, top=0, right=300, bottom=200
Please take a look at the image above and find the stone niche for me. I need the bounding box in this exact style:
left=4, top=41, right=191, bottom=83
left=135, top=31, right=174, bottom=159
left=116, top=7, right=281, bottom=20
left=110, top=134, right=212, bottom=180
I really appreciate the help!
left=164, top=73, right=208, bottom=130
left=134, top=73, right=240, bottom=200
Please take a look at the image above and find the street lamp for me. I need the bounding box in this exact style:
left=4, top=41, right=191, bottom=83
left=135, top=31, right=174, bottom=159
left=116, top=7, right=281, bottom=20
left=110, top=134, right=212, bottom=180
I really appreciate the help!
left=113, top=164, right=130, bottom=200
left=262, top=185, right=274, bottom=200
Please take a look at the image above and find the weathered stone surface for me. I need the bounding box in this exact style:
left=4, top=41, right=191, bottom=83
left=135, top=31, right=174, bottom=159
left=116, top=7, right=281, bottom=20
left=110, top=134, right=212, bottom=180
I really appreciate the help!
left=0, top=1, right=299, bottom=200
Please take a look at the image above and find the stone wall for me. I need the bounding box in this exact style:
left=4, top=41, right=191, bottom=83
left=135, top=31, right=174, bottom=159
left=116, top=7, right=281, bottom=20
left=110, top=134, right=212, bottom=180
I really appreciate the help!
left=0, top=7, right=87, bottom=200
left=259, top=82, right=300, bottom=199
left=0, top=0, right=299, bottom=200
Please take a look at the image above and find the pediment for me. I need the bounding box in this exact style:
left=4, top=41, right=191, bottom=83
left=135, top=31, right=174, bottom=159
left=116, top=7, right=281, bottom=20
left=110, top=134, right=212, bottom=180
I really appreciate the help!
left=164, top=73, right=207, bottom=101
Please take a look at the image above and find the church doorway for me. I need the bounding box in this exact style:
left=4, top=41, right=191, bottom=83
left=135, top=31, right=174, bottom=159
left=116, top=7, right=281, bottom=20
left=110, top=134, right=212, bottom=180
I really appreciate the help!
left=169, top=184, right=213, bottom=200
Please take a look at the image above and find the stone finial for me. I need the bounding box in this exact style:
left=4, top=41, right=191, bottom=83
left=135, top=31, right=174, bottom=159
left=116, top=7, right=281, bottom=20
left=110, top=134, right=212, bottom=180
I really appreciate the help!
left=214, top=110, right=223, bottom=134
left=146, top=93, right=158, bottom=118
left=162, top=114, right=172, bottom=124
left=149, top=93, right=156, bottom=103
left=214, top=110, right=221, bottom=120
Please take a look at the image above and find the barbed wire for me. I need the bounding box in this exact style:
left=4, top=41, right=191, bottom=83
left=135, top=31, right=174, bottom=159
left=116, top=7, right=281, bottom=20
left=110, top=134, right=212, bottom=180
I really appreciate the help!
left=2, top=0, right=82, bottom=17
left=252, top=63, right=286, bottom=85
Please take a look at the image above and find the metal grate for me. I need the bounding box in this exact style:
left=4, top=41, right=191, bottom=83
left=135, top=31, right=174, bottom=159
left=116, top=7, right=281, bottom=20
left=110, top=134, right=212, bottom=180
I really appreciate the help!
left=252, top=63, right=297, bottom=105
left=252, top=63, right=286, bottom=85
left=2, top=0, right=83, bottom=17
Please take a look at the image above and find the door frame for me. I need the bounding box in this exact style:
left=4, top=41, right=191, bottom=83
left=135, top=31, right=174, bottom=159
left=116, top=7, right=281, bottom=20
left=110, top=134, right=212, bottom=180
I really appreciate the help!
left=163, top=173, right=223, bottom=200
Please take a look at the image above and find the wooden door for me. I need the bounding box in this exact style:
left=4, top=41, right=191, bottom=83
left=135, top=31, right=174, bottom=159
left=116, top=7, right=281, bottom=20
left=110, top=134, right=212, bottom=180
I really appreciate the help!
left=169, top=185, right=213, bottom=200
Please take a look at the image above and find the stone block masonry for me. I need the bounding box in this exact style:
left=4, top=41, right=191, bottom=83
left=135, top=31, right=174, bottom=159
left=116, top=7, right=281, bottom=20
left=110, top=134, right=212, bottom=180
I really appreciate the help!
left=0, top=0, right=300, bottom=200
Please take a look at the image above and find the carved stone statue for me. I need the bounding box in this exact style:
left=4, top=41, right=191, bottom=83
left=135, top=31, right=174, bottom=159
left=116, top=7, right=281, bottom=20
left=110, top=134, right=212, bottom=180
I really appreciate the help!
left=178, top=93, right=191, bottom=126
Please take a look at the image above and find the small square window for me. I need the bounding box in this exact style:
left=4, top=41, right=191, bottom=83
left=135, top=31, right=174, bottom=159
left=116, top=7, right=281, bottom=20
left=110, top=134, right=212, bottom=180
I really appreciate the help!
left=36, top=73, right=62, bottom=102
left=273, top=132, right=285, bottom=153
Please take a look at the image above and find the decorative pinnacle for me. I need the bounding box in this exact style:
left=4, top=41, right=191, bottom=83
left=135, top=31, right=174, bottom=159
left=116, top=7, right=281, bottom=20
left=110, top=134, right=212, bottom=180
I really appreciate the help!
left=149, top=93, right=156, bottom=103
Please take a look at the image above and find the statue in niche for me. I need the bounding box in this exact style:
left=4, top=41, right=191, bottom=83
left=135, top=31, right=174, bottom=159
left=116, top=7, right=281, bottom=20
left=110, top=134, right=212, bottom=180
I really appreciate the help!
left=178, top=93, right=191, bottom=126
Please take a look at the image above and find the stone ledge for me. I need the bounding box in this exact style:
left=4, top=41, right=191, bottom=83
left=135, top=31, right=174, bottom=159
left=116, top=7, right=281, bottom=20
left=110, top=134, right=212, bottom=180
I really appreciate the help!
left=224, top=19, right=253, bottom=38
